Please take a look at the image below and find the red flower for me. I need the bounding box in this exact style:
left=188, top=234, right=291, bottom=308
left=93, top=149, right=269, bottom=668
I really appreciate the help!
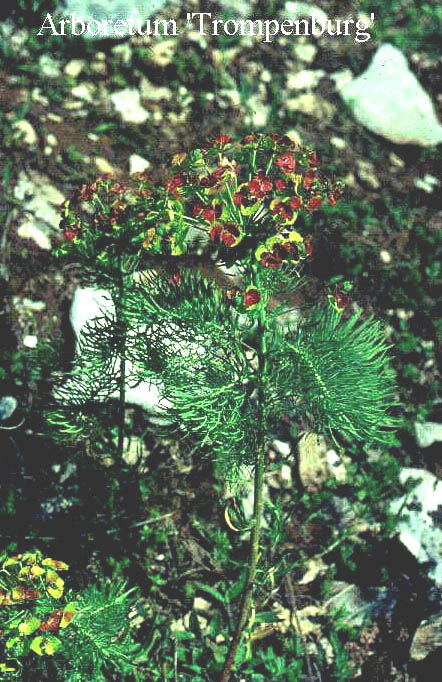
left=274, top=178, right=287, bottom=191
left=244, top=287, right=261, bottom=308
left=192, top=201, right=205, bottom=216
left=328, top=194, right=337, bottom=205
left=40, top=611, right=63, bottom=632
left=248, top=172, right=272, bottom=198
left=289, top=197, right=302, bottom=209
left=221, top=223, right=241, bottom=246
left=233, top=191, right=245, bottom=206
left=202, top=204, right=221, bottom=222
left=165, top=175, right=185, bottom=192
left=304, top=169, right=315, bottom=190
left=309, top=152, right=320, bottom=167
left=307, top=197, right=322, bottom=211
left=211, top=134, right=232, bottom=146
left=78, top=183, right=97, bottom=201
left=210, top=222, right=241, bottom=247
left=271, top=201, right=294, bottom=221
left=168, top=269, right=181, bottom=286
left=64, top=223, right=81, bottom=241
left=275, top=153, right=296, bottom=174
left=334, top=287, right=351, bottom=310
left=260, top=252, right=282, bottom=269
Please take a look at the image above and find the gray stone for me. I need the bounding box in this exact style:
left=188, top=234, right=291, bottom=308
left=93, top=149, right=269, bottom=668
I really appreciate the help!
left=282, top=1, right=327, bottom=25
left=0, top=396, right=17, bottom=421
left=415, top=421, right=442, bottom=448
left=110, top=89, right=149, bottom=124
left=390, top=468, right=442, bottom=585
left=410, top=614, right=442, bottom=661
left=339, top=44, right=442, bottom=146
left=61, top=0, right=168, bottom=39
left=14, top=172, right=65, bottom=251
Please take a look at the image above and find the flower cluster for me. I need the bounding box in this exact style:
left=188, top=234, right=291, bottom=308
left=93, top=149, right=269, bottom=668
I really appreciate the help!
left=0, top=551, right=75, bottom=665
left=59, top=133, right=342, bottom=268
left=58, top=134, right=343, bottom=310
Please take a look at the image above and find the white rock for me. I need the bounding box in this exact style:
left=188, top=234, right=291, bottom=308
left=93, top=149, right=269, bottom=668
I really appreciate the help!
left=94, top=157, right=117, bottom=175
left=150, top=39, right=176, bottom=68
left=38, top=54, right=60, bottom=78
left=62, top=0, right=168, bottom=39
left=283, top=2, right=328, bottom=25
left=390, top=468, right=442, bottom=585
left=13, top=120, right=38, bottom=146
left=339, top=44, right=442, bottom=146
left=287, top=69, right=325, bottom=91
left=64, top=59, right=85, bottom=78
left=72, top=84, right=94, bottom=103
left=415, top=421, right=442, bottom=448
left=0, top=396, right=18, bottom=421
left=140, top=77, right=172, bottom=101
left=129, top=154, right=151, bottom=174
left=380, top=250, right=392, bottom=264
left=17, top=221, right=52, bottom=250
left=110, top=89, right=149, bottom=124
left=23, top=335, right=38, bottom=348
left=293, top=42, right=317, bottom=64
left=14, top=172, right=65, bottom=250
left=286, top=93, right=334, bottom=120
left=414, top=174, right=440, bottom=193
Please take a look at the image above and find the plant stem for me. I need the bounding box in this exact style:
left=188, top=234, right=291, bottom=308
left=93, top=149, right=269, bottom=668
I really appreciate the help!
left=116, top=260, right=126, bottom=459
left=219, top=301, right=268, bottom=682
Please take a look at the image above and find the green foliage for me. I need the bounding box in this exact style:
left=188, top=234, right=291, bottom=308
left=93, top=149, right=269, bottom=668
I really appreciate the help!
left=271, top=309, right=398, bottom=444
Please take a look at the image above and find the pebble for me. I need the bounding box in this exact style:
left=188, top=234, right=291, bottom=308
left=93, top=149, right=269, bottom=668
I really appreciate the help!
left=64, top=59, right=85, bottom=78
left=129, top=154, right=151, bottom=174
left=0, top=396, right=18, bottom=421
left=23, top=335, right=38, bottom=348
left=13, top=120, right=38, bottom=146
left=110, top=89, right=150, bottom=124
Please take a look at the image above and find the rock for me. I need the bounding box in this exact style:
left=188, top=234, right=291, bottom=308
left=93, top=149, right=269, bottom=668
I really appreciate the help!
left=13, top=120, right=38, bottom=146
left=410, top=614, right=442, bottom=661
left=71, top=84, right=95, bottom=103
left=282, top=1, right=328, bottom=25
left=414, top=174, right=440, bottom=193
left=339, top=44, right=442, bottom=146
left=14, top=172, right=65, bottom=250
left=94, top=157, right=117, bottom=175
left=64, top=59, right=85, bottom=78
left=415, top=421, right=442, bottom=448
left=140, top=77, right=172, bottom=102
left=23, top=335, right=38, bottom=348
left=356, top=159, right=381, bottom=189
left=245, top=88, right=270, bottom=128
left=122, top=436, right=148, bottom=466
left=390, top=468, right=442, bottom=585
left=62, top=0, right=168, bottom=39
left=110, top=89, right=149, bottom=124
left=38, top=54, right=60, bottom=78
left=57, top=287, right=173, bottom=420
left=149, top=39, right=176, bottom=68
left=129, top=154, right=151, bottom=174
left=293, top=41, right=317, bottom=64
left=0, top=396, right=17, bottom=421
left=324, top=581, right=396, bottom=628
left=287, top=69, right=325, bottom=90
left=330, top=136, right=346, bottom=150
left=298, top=433, right=329, bottom=490
left=286, top=92, right=335, bottom=121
